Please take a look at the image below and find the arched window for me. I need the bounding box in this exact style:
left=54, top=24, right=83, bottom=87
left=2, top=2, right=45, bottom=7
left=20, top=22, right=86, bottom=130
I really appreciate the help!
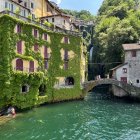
left=16, top=58, right=23, bottom=71
left=65, top=77, right=74, bottom=86
left=29, top=61, right=34, bottom=72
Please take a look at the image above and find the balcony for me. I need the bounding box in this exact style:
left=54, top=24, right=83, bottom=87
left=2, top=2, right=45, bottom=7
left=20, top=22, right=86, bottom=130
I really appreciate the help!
left=0, top=10, right=82, bottom=37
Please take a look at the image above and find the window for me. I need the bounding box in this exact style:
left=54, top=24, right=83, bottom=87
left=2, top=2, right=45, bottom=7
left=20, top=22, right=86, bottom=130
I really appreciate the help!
left=131, top=50, right=136, bottom=57
left=31, top=2, right=34, bottom=9
left=24, top=2, right=27, bottom=7
left=34, top=29, right=38, bottom=38
left=17, top=24, right=21, bottom=33
left=44, top=47, right=48, bottom=59
left=16, top=59, right=23, bottom=71
left=32, top=14, right=35, bottom=19
left=17, top=41, right=22, bottom=54
left=44, top=33, right=47, bottom=40
left=64, top=62, right=68, bottom=70
left=64, top=37, right=69, bottom=44
left=29, top=61, right=34, bottom=72
left=5, top=2, right=8, bottom=8
left=11, top=4, right=13, bottom=12
left=34, top=44, right=39, bottom=52
left=21, top=85, right=29, bottom=93
left=23, top=10, right=26, bottom=17
left=44, top=60, right=48, bottom=69
left=52, top=18, right=54, bottom=22
left=123, top=68, right=127, bottom=73
left=64, top=49, right=68, bottom=61
left=137, top=79, right=139, bottom=83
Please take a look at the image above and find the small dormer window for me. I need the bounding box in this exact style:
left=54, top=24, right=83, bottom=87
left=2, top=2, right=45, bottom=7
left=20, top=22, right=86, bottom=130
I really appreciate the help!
left=131, top=50, right=136, bottom=57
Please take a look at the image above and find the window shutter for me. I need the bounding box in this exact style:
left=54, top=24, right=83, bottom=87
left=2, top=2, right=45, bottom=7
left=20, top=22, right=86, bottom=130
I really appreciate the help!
left=44, top=60, right=48, bottom=69
left=64, top=62, right=68, bottom=70
left=17, top=24, right=21, bottom=33
left=34, top=44, right=38, bottom=52
left=44, top=34, right=47, bottom=40
left=64, top=37, right=68, bottom=44
left=44, top=47, right=48, bottom=58
left=29, top=61, right=34, bottom=72
left=17, top=41, right=22, bottom=54
left=64, top=49, right=68, bottom=60
left=16, top=59, right=23, bottom=71
left=34, top=29, right=38, bottom=38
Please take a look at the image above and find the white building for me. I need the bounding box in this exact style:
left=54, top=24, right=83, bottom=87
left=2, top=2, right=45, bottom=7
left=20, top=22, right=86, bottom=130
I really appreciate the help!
left=41, top=13, right=76, bottom=31
left=0, top=0, right=35, bottom=18
left=111, top=43, right=140, bottom=87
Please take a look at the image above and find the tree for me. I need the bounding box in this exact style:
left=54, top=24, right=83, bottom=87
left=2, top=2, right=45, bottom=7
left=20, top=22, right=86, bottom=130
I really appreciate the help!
left=92, top=0, right=140, bottom=78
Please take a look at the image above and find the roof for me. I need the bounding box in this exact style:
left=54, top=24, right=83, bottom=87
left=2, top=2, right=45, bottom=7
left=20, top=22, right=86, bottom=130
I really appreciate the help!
left=40, top=14, right=71, bottom=19
left=47, top=0, right=62, bottom=14
left=122, top=43, right=140, bottom=51
left=10, top=0, right=30, bottom=11
left=110, top=63, right=128, bottom=71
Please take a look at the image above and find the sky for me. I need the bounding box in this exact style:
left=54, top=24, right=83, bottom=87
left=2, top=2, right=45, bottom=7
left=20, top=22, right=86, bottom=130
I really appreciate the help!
left=49, top=0, right=104, bottom=15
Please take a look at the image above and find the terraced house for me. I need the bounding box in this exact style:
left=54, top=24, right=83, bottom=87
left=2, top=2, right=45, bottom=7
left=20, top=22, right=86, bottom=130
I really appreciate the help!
left=0, top=0, right=87, bottom=109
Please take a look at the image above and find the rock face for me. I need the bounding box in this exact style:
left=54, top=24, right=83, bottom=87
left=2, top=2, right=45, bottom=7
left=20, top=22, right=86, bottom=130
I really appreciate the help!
left=83, top=79, right=140, bottom=99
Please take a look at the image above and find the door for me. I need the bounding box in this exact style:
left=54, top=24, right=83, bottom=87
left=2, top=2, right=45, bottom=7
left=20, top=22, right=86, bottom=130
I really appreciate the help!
left=121, top=77, right=127, bottom=83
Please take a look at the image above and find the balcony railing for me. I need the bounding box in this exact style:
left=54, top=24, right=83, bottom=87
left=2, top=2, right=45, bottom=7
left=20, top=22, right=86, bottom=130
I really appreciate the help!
left=0, top=10, right=82, bottom=37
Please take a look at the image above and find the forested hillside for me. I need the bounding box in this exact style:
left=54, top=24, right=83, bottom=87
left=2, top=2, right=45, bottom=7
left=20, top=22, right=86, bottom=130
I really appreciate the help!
left=92, top=0, right=140, bottom=78
left=62, top=9, right=95, bottom=21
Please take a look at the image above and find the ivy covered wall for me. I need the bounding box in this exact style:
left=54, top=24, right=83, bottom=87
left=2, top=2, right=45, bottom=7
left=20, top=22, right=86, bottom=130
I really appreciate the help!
left=0, top=15, right=84, bottom=109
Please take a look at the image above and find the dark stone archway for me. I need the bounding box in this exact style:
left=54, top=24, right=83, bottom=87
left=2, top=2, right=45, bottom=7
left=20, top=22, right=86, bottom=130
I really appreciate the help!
left=65, top=77, right=74, bottom=86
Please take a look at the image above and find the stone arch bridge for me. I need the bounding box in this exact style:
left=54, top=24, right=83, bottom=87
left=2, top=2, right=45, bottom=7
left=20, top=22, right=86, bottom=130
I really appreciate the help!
left=83, top=79, right=140, bottom=98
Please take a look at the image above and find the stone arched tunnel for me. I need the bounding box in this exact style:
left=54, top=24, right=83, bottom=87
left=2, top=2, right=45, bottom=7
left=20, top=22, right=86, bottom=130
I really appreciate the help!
left=82, top=79, right=140, bottom=98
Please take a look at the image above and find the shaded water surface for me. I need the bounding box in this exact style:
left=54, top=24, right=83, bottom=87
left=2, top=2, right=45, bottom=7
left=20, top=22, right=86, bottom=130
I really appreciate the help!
left=0, top=92, right=140, bottom=140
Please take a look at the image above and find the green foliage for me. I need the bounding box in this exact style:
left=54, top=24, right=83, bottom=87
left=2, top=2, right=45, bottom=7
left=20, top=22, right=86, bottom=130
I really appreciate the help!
left=92, top=0, right=140, bottom=78
left=43, top=21, right=54, bottom=28
left=0, top=15, right=83, bottom=109
left=62, top=9, right=95, bottom=21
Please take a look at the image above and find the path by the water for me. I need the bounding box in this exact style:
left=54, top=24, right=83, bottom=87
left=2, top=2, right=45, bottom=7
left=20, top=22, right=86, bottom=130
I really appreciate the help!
left=0, top=92, right=140, bottom=140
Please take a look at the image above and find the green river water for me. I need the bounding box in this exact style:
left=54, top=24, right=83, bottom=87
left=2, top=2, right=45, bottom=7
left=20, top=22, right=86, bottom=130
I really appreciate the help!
left=0, top=91, right=140, bottom=140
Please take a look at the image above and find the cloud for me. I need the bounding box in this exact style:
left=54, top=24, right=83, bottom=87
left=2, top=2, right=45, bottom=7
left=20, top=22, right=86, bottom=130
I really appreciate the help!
left=49, top=0, right=62, bottom=5
left=56, top=0, right=62, bottom=5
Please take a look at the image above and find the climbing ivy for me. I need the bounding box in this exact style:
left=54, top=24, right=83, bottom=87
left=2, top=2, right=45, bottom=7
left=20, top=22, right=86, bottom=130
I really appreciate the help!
left=0, top=15, right=84, bottom=109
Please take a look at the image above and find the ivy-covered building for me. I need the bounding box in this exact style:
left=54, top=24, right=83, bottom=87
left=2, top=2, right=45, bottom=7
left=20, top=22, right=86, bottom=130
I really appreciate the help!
left=0, top=12, right=87, bottom=109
